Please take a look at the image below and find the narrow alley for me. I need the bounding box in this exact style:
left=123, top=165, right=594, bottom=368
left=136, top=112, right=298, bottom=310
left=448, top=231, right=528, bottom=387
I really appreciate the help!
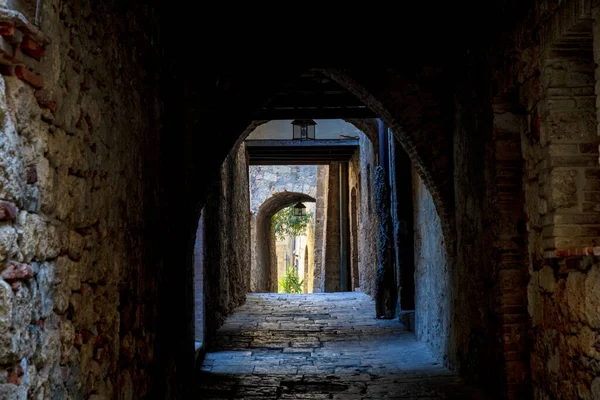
left=196, top=293, right=487, bottom=399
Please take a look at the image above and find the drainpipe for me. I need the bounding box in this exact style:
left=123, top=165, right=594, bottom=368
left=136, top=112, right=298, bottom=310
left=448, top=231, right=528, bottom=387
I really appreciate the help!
left=375, top=118, right=397, bottom=318
left=339, top=162, right=350, bottom=291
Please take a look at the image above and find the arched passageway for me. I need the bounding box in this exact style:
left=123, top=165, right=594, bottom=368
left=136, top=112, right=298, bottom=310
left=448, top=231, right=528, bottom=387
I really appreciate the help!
left=252, top=191, right=316, bottom=292
left=9, top=2, right=600, bottom=396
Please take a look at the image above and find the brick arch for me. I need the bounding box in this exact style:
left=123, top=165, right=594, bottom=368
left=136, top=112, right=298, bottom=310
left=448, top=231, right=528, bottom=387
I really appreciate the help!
left=319, top=68, right=455, bottom=254
left=253, top=191, right=316, bottom=292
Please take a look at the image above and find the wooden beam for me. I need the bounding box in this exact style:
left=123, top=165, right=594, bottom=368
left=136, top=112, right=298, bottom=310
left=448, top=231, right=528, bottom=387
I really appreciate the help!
left=245, top=139, right=359, bottom=147
left=254, top=107, right=376, bottom=120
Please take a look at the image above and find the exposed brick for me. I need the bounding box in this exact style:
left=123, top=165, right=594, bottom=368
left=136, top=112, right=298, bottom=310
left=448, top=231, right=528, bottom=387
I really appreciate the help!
left=0, top=22, right=15, bottom=37
left=7, top=369, right=18, bottom=384
left=14, top=65, right=43, bottom=89
left=20, top=36, right=45, bottom=61
left=0, top=201, right=17, bottom=221
left=548, top=155, right=598, bottom=167
left=34, top=89, right=56, bottom=112
left=1, top=261, right=33, bottom=281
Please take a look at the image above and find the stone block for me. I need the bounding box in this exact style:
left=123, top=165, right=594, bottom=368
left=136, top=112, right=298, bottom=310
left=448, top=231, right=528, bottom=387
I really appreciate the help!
left=545, top=111, right=596, bottom=142
left=0, top=225, right=17, bottom=263
left=548, top=144, right=579, bottom=156
left=0, top=261, right=32, bottom=281
left=14, top=65, right=42, bottom=89
left=566, top=271, right=586, bottom=322
left=538, top=266, right=556, bottom=293
left=543, top=59, right=568, bottom=87
left=584, top=265, right=600, bottom=328
left=582, top=203, right=600, bottom=213
left=549, top=170, right=578, bottom=210
left=20, top=36, right=44, bottom=61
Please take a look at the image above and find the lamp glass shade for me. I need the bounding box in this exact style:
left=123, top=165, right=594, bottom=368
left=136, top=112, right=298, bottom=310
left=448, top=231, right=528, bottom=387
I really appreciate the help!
left=293, top=202, right=307, bottom=216
left=291, top=119, right=316, bottom=140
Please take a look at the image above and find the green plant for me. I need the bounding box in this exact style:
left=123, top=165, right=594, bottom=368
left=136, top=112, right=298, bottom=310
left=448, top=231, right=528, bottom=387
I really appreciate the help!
left=278, top=264, right=304, bottom=294
left=271, top=205, right=312, bottom=241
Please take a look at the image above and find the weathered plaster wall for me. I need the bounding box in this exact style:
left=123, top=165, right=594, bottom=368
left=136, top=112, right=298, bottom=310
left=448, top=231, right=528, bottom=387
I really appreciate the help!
left=412, top=168, right=450, bottom=363
left=203, top=144, right=251, bottom=347
left=0, top=0, right=162, bottom=398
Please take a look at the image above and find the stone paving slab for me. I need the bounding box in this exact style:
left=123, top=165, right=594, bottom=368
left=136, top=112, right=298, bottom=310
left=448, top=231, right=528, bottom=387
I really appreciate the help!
left=195, top=293, right=489, bottom=399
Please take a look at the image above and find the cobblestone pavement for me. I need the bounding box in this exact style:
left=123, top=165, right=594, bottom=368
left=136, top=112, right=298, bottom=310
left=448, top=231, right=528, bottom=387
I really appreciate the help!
left=195, top=293, right=488, bottom=399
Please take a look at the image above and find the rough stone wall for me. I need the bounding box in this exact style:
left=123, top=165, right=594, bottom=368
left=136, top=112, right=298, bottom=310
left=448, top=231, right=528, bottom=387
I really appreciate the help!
left=249, top=165, right=317, bottom=213
left=203, top=144, right=250, bottom=347
left=0, top=0, right=162, bottom=398
left=348, top=131, right=376, bottom=292
left=412, top=168, right=450, bottom=363
left=357, top=133, right=378, bottom=297
left=485, top=2, right=600, bottom=398
left=524, top=5, right=600, bottom=399
left=528, top=257, right=600, bottom=400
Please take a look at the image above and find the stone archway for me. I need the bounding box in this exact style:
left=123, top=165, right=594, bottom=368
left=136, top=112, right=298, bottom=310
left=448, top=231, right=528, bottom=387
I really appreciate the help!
left=253, top=191, right=316, bottom=292
left=180, top=66, right=457, bottom=398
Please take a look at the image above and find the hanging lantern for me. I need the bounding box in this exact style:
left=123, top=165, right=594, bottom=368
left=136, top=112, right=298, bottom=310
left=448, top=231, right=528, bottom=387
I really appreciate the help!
left=293, top=202, right=307, bottom=217
left=291, top=119, right=316, bottom=141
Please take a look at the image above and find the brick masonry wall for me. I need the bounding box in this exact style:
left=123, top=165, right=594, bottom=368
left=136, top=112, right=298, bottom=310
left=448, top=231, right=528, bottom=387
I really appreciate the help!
left=487, top=1, right=600, bottom=398
left=0, top=0, right=162, bottom=398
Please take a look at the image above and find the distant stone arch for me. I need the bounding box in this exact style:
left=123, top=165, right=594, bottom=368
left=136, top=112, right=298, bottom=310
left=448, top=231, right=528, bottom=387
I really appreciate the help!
left=252, top=191, right=316, bottom=292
